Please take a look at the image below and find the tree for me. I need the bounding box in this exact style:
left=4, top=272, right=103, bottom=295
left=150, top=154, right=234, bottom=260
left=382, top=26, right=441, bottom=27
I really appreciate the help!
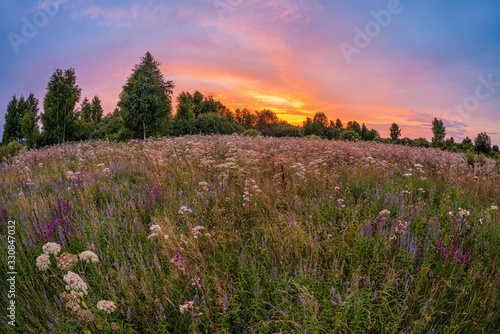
left=20, top=93, right=40, bottom=149
left=118, top=52, right=175, bottom=139
left=234, top=108, right=257, bottom=129
left=80, top=97, right=92, bottom=123
left=361, top=123, right=370, bottom=140
left=474, top=132, right=491, bottom=154
left=2, top=95, right=22, bottom=144
left=431, top=118, right=446, bottom=147
left=335, top=119, right=343, bottom=129
left=313, top=112, right=328, bottom=128
left=175, top=98, right=194, bottom=122
left=90, top=96, right=103, bottom=124
left=346, top=120, right=361, bottom=135
left=255, top=109, right=278, bottom=131
left=461, top=136, right=474, bottom=152
left=390, top=123, right=401, bottom=141
left=41, top=68, right=82, bottom=144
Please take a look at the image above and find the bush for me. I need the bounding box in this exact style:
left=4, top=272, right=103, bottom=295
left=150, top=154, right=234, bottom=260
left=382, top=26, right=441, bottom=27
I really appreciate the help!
left=274, top=123, right=304, bottom=138
left=0, top=140, right=23, bottom=160
left=339, top=130, right=361, bottom=141
left=194, top=113, right=240, bottom=135
left=306, top=134, right=321, bottom=139
left=241, top=129, right=261, bottom=137
left=412, top=138, right=430, bottom=148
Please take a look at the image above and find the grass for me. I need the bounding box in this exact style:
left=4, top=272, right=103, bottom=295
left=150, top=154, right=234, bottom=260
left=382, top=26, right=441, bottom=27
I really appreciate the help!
left=1, top=135, right=499, bottom=333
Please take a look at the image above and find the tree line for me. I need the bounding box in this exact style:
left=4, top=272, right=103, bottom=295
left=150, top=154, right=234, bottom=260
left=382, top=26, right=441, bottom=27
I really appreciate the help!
left=1, top=52, right=499, bottom=163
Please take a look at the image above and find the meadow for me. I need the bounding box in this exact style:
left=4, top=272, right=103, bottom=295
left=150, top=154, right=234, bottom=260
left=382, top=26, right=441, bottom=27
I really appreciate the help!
left=1, top=135, right=499, bottom=333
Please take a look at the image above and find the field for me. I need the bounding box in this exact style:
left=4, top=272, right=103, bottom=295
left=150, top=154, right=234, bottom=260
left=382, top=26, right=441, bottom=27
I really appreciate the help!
left=1, top=135, right=500, bottom=333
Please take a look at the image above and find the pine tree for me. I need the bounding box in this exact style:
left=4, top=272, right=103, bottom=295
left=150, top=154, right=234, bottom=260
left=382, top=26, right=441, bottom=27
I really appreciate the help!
left=90, top=96, right=103, bottom=124
left=2, top=95, right=20, bottom=144
left=21, top=93, right=40, bottom=149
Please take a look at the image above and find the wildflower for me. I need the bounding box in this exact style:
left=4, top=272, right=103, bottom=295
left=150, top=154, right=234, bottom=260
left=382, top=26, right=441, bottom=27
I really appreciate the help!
left=448, top=211, right=454, bottom=217
left=491, top=205, right=498, bottom=211
left=42, top=242, right=61, bottom=255
left=198, top=181, right=209, bottom=191
left=150, top=224, right=162, bottom=232
left=78, top=309, right=95, bottom=322
left=390, top=235, right=397, bottom=241
left=337, top=198, right=345, bottom=208
left=379, top=209, right=390, bottom=217
left=192, top=277, right=202, bottom=288
left=36, top=254, right=51, bottom=271
left=458, top=208, right=470, bottom=217
left=421, top=177, right=427, bottom=180
left=110, top=323, right=120, bottom=331
left=403, top=173, right=412, bottom=177
left=414, top=164, right=423, bottom=168
left=63, top=271, right=88, bottom=296
left=97, top=300, right=117, bottom=314
left=148, top=233, right=159, bottom=239
left=164, top=235, right=169, bottom=240
left=179, top=301, right=198, bottom=314
left=179, top=206, right=192, bottom=215
left=334, top=186, right=340, bottom=191
left=79, top=251, right=99, bottom=263
left=56, top=252, right=79, bottom=269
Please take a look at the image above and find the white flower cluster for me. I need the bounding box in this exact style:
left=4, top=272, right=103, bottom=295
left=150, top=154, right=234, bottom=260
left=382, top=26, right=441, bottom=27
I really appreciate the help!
left=36, top=254, right=51, bottom=271
left=394, top=221, right=408, bottom=235
left=379, top=209, right=391, bottom=217
left=179, top=206, right=192, bottom=215
left=179, top=301, right=198, bottom=314
left=96, top=300, right=117, bottom=314
left=458, top=208, right=470, bottom=217
left=79, top=251, right=99, bottom=263
left=148, top=224, right=169, bottom=240
left=191, top=225, right=210, bottom=239
left=63, top=271, right=88, bottom=296
left=198, top=181, right=209, bottom=191
left=337, top=198, right=345, bottom=208
left=243, top=179, right=261, bottom=206
left=42, top=242, right=61, bottom=255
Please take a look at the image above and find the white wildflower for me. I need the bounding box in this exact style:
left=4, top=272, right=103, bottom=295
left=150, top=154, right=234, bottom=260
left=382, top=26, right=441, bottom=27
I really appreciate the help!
left=79, top=250, right=99, bottom=263
left=36, top=254, right=51, bottom=271
left=179, top=206, right=192, bottom=215
left=63, top=271, right=88, bottom=296
left=379, top=209, right=391, bottom=217
left=491, top=205, right=498, bottom=211
left=97, top=300, right=117, bottom=314
left=42, top=242, right=61, bottom=255
left=150, top=224, right=162, bottom=232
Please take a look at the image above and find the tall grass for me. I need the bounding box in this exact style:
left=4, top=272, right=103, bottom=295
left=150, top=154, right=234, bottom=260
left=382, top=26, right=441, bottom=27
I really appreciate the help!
left=1, top=135, right=499, bottom=333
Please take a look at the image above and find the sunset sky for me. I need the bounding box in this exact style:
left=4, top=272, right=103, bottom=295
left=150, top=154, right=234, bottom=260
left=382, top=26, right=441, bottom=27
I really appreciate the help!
left=1, top=0, right=499, bottom=143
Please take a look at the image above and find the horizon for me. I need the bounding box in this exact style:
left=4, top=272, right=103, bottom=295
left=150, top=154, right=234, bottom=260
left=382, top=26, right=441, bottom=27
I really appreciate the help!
left=1, top=0, right=499, bottom=144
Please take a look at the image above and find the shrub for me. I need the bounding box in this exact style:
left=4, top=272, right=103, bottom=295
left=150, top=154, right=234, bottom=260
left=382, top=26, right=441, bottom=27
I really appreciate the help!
left=306, top=134, right=321, bottom=139
left=241, top=129, right=261, bottom=137
left=339, top=130, right=361, bottom=141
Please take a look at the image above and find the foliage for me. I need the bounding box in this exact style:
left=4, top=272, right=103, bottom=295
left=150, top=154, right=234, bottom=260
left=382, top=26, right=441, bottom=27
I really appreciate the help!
left=41, top=68, right=82, bottom=145
left=118, top=52, right=174, bottom=139
left=193, top=113, right=241, bottom=135
left=390, top=123, right=402, bottom=141
left=0, top=140, right=24, bottom=160
left=241, top=129, right=261, bottom=137
left=431, top=118, right=446, bottom=147
left=475, top=132, right=492, bottom=155
left=340, top=130, right=361, bottom=141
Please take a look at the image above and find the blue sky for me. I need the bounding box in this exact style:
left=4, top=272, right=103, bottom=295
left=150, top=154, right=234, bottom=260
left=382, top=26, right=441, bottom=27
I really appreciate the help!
left=1, top=0, right=499, bottom=143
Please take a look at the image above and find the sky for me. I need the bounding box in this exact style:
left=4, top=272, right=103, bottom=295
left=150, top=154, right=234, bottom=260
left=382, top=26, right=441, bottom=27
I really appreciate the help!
left=1, top=0, right=499, bottom=143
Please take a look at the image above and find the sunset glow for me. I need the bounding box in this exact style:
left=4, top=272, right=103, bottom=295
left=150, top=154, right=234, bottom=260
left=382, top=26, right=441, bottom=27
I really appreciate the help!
left=1, top=0, right=499, bottom=143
